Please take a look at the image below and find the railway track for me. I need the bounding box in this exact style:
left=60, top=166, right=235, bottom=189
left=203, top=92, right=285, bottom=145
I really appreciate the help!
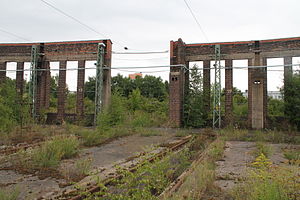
left=50, top=135, right=194, bottom=200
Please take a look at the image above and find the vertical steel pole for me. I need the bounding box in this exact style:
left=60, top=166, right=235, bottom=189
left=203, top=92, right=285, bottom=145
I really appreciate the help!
left=213, top=44, right=221, bottom=129
left=94, top=43, right=105, bottom=125
left=30, top=45, right=38, bottom=120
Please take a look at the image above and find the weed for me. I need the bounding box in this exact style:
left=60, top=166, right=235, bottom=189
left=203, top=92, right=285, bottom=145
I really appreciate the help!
left=166, top=139, right=225, bottom=200
left=218, top=128, right=300, bottom=144
left=254, top=142, right=272, bottom=158
left=139, top=128, right=162, bottom=137
left=27, top=135, right=79, bottom=168
left=79, top=130, right=104, bottom=147
left=0, top=186, right=20, bottom=200
left=283, top=149, right=300, bottom=162
left=231, top=165, right=299, bottom=200
left=63, top=158, right=92, bottom=181
left=174, top=129, right=190, bottom=137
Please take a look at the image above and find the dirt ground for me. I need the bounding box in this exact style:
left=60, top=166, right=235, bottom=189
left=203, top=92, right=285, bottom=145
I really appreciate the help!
left=0, top=131, right=180, bottom=200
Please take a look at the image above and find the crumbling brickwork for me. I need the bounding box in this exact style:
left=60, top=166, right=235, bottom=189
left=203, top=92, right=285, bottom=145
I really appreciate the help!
left=225, top=59, right=233, bottom=126
left=0, top=40, right=112, bottom=123
left=171, top=37, right=300, bottom=128
left=169, top=39, right=186, bottom=127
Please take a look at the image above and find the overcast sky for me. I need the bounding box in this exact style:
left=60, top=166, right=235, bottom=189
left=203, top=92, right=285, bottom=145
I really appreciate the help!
left=1, top=0, right=300, bottom=91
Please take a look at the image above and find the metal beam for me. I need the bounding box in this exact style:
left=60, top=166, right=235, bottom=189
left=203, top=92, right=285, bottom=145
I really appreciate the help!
left=94, top=43, right=105, bottom=125
left=213, top=44, right=221, bottom=129
left=29, top=45, right=38, bottom=119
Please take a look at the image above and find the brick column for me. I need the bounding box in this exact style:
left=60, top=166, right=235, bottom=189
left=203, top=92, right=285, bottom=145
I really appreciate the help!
left=225, top=59, right=233, bottom=126
left=284, top=56, right=293, bottom=99
left=203, top=60, right=211, bottom=118
left=0, top=62, right=6, bottom=83
left=76, top=60, right=85, bottom=120
left=16, top=62, right=24, bottom=98
left=57, top=60, right=67, bottom=123
left=169, top=39, right=185, bottom=127
left=102, top=40, right=112, bottom=109
left=44, top=61, right=51, bottom=109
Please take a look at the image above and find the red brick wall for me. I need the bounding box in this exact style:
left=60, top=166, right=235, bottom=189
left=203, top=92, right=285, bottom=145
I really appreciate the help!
left=76, top=60, right=85, bottom=120
left=169, top=39, right=186, bottom=127
left=225, top=59, right=233, bottom=126
left=0, top=40, right=112, bottom=123
left=57, top=60, right=67, bottom=123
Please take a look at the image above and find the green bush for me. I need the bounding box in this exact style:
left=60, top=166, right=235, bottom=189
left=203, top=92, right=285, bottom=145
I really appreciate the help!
left=79, top=130, right=104, bottom=146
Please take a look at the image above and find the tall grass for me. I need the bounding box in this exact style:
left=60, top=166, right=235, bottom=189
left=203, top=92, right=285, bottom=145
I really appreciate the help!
left=0, top=186, right=19, bottom=200
left=231, top=163, right=299, bottom=200
left=32, top=135, right=79, bottom=168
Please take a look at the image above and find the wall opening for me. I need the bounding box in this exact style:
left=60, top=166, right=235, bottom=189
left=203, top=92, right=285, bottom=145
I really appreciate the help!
left=293, top=57, right=300, bottom=73
left=6, top=62, right=17, bottom=80
left=49, top=62, right=59, bottom=113
left=232, top=60, right=248, bottom=122
left=84, top=61, right=96, bottom=114
left=266, top=58, right=284, bottom=119
left=65, top=61, right=78, bottom=114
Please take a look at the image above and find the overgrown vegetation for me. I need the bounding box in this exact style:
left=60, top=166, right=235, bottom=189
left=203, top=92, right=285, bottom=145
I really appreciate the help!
left=0, top=79, right=31, bottom=133
left=284, top=71, right=300, bottom=130
left=184, top=64, right=207, bottom=128
left=0, top=186, right=20, bottom=200
left=14, top=135, right=79, bottom=169
left=218, top=128, right=300, bottom=144
left=231, top=153, right=299, bottom=200
left=76, top=135, right=210, bottom=199
left=165, top=139, right=225, bottom=200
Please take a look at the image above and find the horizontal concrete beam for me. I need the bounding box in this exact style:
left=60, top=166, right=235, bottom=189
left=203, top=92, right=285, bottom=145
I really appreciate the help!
left=186, top=50, right=300, bottom=62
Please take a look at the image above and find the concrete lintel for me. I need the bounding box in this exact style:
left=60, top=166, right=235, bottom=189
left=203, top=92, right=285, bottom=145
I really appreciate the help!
left=186, top=53, right=253, bottom=62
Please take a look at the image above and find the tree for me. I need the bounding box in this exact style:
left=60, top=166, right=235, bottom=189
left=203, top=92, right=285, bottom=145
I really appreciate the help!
left=283, top=72, right=300, bottom=130
left=85, top=74, right=168, bottom=102
left=184, top=64, right=206, bottom=128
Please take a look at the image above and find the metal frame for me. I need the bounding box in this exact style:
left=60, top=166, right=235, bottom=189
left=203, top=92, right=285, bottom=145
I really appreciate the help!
left=29, top=45, right=38, bottom=119
left=94, top=43, right=106, bottom=125
left=213, top=44, right=221, bottom=128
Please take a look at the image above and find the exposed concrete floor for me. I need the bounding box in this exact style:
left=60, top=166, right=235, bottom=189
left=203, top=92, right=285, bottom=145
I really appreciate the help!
left=212, top=141, right=297, bottom=197
left=0, top=131, right=179, bottom=200
left=214, top=141, right=256, bottom=192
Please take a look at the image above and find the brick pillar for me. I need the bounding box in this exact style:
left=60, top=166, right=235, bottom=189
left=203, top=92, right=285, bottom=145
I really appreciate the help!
left=248, top=42, right=267, bottom=129
left=0, top=62, right=6, bottom=83
left=76, top=60, right=85, bottom=120
left=225, top=59, right=233, bottom=126
left=102, top=40, right=112, bottom=109
left=169, top=39, right=186, bottom=127
left=203, top=60, right=211, bottom=118
left=284, top=56, right=293, bottom=99
left=16, top=62, right=24, bottom=98
left=44, top=61, right=51, bottom=109
left=57, top=60, right=67, bottom=123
